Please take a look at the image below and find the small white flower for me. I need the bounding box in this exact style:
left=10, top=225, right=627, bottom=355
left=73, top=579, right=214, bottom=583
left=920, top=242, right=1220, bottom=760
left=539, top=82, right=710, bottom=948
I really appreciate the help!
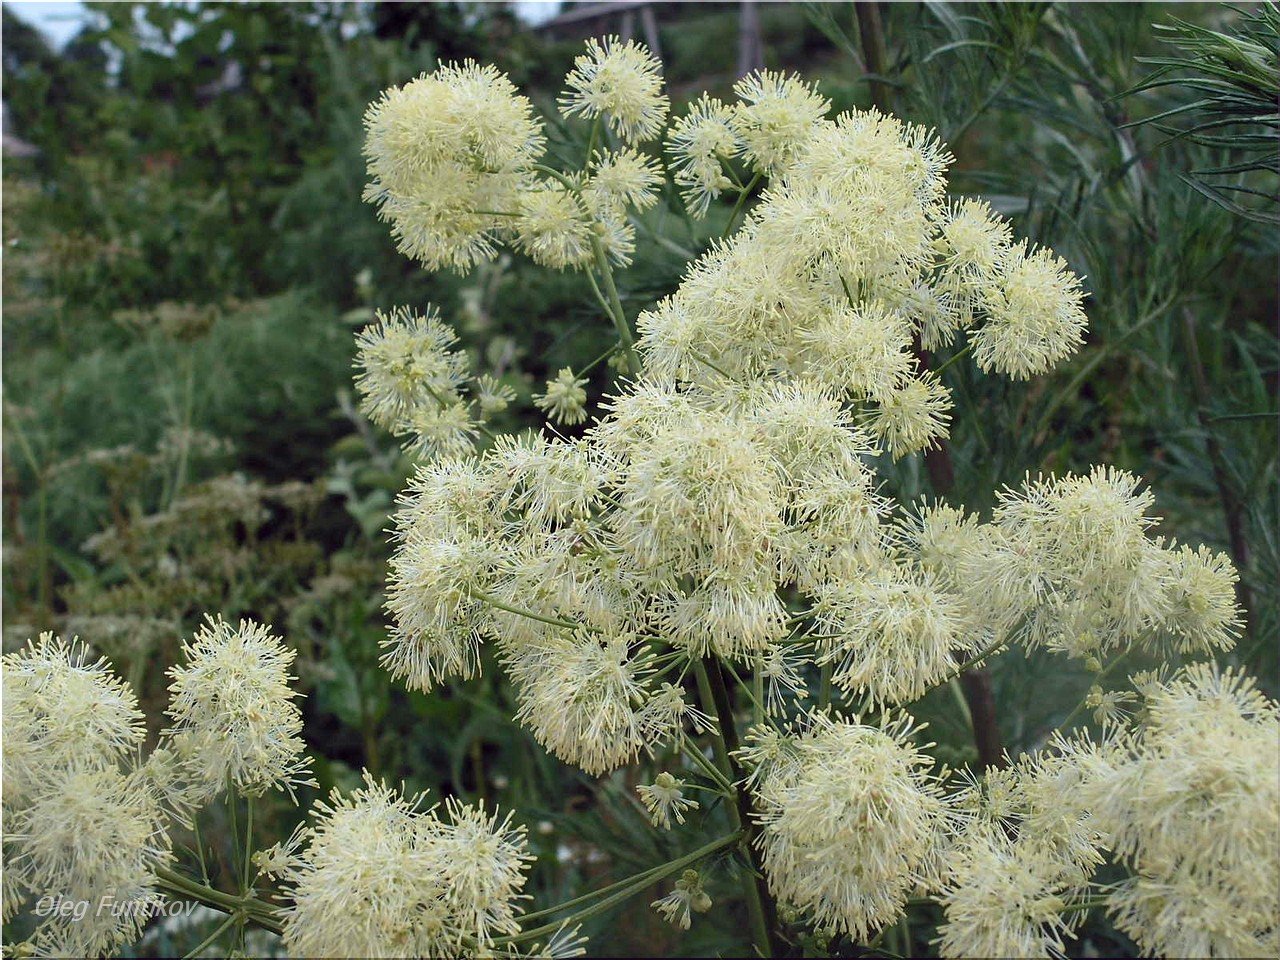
left=651, top=869, right=712, bottom=930
left=534, top=368, right=590, bottom=426
left=637, top=772, right=699, bottom=829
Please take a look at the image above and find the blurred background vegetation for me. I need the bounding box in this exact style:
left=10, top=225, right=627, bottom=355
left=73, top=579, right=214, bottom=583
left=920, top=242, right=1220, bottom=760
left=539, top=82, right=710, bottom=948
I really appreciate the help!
left=3, top=2, right=1276, bottom=956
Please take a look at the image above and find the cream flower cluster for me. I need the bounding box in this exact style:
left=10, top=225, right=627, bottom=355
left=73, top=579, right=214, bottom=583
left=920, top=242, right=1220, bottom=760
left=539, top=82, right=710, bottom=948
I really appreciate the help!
left=279, top=775, right=535, bottom=957
left=2, top=622, right=319, bottom=955
left=642, top=107, right=1088, bottom=434
left=742, top=711, right=947, bottom=942
left=934, top=738, right=1107, bottom=957
left=163, top=616, right=315, bottom=802
left=363, top=62, right=545, bottom=272
left=2, top=39, right=1268, bottom=960
left=950, top=466, right=1243, bottom=659
left=3, top=635, right=170, bottom=957
left=379, top=399, right=1238, bottom=769
left=1085, top=664, right=1279, bottom=957
left=931, top=663, right=1278, bottom=958
left=3, top=621, right=550, bottom=959
left=665, top=71, right=830, bottom=213
left=356, top=39, right=1268, bottom=958
left=364, top=42, right=669, bottom=276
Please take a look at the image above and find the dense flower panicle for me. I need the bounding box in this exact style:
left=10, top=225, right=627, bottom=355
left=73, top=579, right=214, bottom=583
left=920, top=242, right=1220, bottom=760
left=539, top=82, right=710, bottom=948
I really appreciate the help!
left=608, top=400, right=783, bottom=581
left=935, top=736, right=1113, bottom=958
left=655, top=577, right=788, bottom=659
left=776, top=461, right=890, bottom=592
left=2, top=633, right=145, bottom=807
left=973, top=242, right=1088, bottom=380
left=2, top=636, right=169, bottom=955
left=950, top=466, right=1244, bottom=657
left=363, top=62, right=545, bottom=271
left=164, top=616, right=314, bottom=800
left=1085, top=664, right=1279, bottom=958
left=354, top=52, right=1268, bottom=958
left=8, top=765, right=173, bottom=957
left=395, top=454, right=506, bottom=542
left=936, top=198, right=1013, bottom=307
left=354, top=305, right=471, bottom=434
left=895, top=502, right=985, bottom=584
left=559, top=36, right=669, bottom=144
left=489, top=433, right=604, bottom=526
left=384, top=531, right=495, bottom=691
left=280, top=773, right=536, bottom=957
left=492, top=534, right=635, bottom=646
left=665, top=95, right=740, bottom=216
left=798, top=300, right=914, bottom=401
left=1107, top=874, right=1273, bottom=960
left=769, top=109, right=951, bottom=275
left=504, top=632, right=662, bottom=775
left=730, top=70, right=831, bottom=175
left=813, top=565, right=980, bottom=706
left=534, top=367, right=590, bottom=425
left=935, top=825, right=1084, bottom=960
left=906, top=281, right=966, bottom=352
left=745, top=711, right=947, bottom=941
left=435, top=798, right=537, bottom=949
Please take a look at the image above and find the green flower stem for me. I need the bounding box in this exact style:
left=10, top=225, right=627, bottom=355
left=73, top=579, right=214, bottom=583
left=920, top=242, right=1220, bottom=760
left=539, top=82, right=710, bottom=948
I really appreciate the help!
left=1054, top=648, right=1133, bottom=735
left=932, top=636, right=1008, bottom=691
left=182, top=909, right=240, bottom=959
left=242, top=795, right=254, bottom=894
left=721, top=658, right=782, bottom=733
left=226, top=784, right=240, bottom=890
left=933, top=342, right=973, bottom=376
left=819, top=662, right=834, bottom=710
left=584, top=266, right=618, bottom=327
left=577, top=341, right=620, bottom=376
left=586, top=115, right=601, bottom=166
left=533, top=164, right=577, bottom=190
left=840, top=272, right=859, bottom=310
left=497, top=831, right=744, bottom=945
left=690, top=349, right=733, bottom=379
left=723, top=171, right=763, bottom=240
left=681, top=736, right=736, bottom=794
left=1061, top=896, right=1111, bottom=915
left=589, top=233, right=640, bottom=376
left=469, top=588, right=593, bottom=633
left=694, top=657, right=784, bottom=958
left=191, top=817, right=210, bottom=886
left=153, top=866, right=283, bottom=936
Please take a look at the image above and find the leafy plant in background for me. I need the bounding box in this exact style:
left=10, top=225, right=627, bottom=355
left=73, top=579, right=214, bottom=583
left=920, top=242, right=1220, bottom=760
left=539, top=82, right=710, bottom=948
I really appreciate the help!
left=6, top=22, right=1277, bottom=960
left=1128, top=1, right=1279, bottom=223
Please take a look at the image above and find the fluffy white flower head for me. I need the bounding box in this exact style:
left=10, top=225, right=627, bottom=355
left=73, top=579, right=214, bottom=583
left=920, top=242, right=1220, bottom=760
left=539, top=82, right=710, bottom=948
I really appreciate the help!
left=363, top=62, right=545, bottom=271
left=164, top=616, right=314, bottom=800
left=559, top=36, right=669, bottom=144
left=746, top=710, right=947, bottom=941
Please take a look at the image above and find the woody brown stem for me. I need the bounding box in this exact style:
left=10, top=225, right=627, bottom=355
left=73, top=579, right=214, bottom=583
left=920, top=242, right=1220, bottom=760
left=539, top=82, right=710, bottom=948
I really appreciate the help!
left=918, top=341, right=1006, bottom=771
